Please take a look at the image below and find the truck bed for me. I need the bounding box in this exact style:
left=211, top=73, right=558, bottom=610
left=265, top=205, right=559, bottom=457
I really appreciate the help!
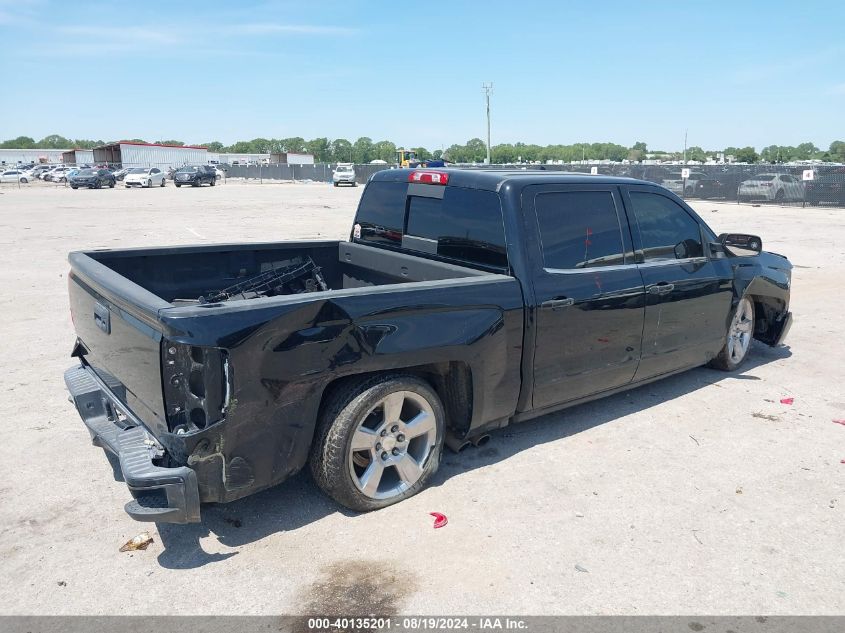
left=78, top=240, right=491, bottom=305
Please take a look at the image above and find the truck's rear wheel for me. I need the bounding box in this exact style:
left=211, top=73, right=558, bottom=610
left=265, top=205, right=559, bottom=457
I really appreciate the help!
left=311, top=375, right=444, bottom=511
left=710, top=296, right=755, bottom=371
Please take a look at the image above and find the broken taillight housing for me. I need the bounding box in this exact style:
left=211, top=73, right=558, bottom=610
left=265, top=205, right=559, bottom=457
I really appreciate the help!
left=161, top=340, right=231, bottom=433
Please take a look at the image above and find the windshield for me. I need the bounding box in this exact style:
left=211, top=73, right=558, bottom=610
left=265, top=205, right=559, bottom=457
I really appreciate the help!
left=78, top=169, right=95, bottom=175
left=752, top=175, right=776, bottom=181
left=336, top=166, right=353, bottom=172
left=129, top=168, right=148, bottom=174
left=177, top=167, right=197, bottom=172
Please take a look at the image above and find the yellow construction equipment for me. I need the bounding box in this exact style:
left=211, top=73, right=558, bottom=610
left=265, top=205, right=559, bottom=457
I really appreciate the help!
left=396, top=148, right=418, bottom=168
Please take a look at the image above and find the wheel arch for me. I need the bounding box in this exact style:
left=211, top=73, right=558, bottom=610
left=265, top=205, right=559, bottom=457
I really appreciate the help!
left=315, top=361, right=474, bottom=443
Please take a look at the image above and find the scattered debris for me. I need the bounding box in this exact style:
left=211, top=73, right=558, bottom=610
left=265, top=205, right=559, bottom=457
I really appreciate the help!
left=841, top=460, right=845, bottom=465
left=57, top=581, right=66, bottom=587
left=689, top=435, right=700, bottom=446
left=429, top=512, right=448, bottom=529
left=574, top=564, right=589, bottom=573
left=752, top=412, right=780, bottom=422
left=119, top=531, right=154, bottom=552
left=833, top=420, right=845, bottom=426
left=575, top=512, right=584, bottom=518
left=736, top=487, right=743, bottom=495
left=692, top=530, right=703, bottom=545
left=224, top=517, right=242, bottom=528
left=779, top=397, right=794, bottom=405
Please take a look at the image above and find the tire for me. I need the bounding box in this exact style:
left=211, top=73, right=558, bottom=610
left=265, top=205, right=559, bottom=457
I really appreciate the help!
left=175, top=183, right=181, bottom=188
left=125, top=185, right=130, bottom=188
left=333, top=182, right=338, bottom=187
left=710, top=296, right=755, bottom=371
left=160, top=179, right=166, bottom=187
left=71, top=186, right=78, bottom=190
left=109, top=180, right=115, bottom=188
left=20, top=178, right=27, bottom=184
left=310, top=374, right=445, bottom=512
left=94, top=180, right=101, bottom=189
left=210, top=178, right=215, bottom=187
left=146, top=180, right=151, bottom=188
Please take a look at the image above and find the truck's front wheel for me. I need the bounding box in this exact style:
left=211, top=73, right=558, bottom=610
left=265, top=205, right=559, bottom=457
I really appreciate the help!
left=311, top=375, right=444, bottom=511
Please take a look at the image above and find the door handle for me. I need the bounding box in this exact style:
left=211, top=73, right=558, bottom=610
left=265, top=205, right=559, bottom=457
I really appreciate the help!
left=647, top=283, right=675, bottom=295
left=541, top=297, right=575, bottom=309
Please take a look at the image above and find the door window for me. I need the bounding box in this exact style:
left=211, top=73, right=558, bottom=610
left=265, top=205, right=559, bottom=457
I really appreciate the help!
left=629, top=192, right=704, bottom=261
left=534, top=191, right=625, bottom=269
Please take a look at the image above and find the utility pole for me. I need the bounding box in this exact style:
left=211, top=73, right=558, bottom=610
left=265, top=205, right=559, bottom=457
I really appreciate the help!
left=482, top=82, right=493, bottom=165
left=683, top=129, right=688, bottom=163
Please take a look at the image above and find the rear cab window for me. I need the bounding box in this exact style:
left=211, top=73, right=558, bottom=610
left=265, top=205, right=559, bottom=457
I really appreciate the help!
left=353, top=180, right=508, bottom=271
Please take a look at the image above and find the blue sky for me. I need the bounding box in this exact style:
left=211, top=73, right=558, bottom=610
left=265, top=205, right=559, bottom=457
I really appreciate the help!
left=1, top=0, right=843, bottom=152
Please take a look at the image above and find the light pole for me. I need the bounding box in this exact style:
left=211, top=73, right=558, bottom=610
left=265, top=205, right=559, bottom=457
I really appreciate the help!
left=683, top=128, right=688, bottom=163
left=482, top=82, right=493, bottom=165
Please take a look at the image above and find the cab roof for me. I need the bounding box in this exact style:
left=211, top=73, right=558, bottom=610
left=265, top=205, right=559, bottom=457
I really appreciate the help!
left=370, top=167, right=644, bottom=191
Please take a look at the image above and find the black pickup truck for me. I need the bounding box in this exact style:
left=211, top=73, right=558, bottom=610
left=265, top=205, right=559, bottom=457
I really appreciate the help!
left=64, top=169, right=793, bottom=523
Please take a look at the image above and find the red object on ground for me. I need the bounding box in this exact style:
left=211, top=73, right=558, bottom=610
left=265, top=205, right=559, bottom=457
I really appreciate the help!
left=780, top=397, right=794, bottom=405
left=834, top=420, right=845, bottom=426
left=430, top=512, right=448, bottom=529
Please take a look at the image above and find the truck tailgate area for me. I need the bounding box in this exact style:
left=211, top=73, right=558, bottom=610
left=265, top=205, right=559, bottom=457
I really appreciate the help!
left=68, top=261, right=169, bottom=435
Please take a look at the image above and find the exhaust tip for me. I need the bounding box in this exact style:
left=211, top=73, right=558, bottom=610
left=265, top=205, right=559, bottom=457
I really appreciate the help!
left=444, top=434, right=471, bottom=453
left=471, top=434, right=491, bottom=448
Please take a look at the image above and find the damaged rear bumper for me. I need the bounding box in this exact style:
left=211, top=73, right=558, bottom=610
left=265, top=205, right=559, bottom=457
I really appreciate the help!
left=64, top=364, right=201, bottom=524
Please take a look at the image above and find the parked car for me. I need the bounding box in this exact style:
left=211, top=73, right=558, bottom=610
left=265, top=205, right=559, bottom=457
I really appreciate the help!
left=64, top=169, right=793, bottom=523
left=0, top=169, right=30, bottom=183
left=691, top=170, right=752, bottom=200
left=214, top=166, right=227, bottom=180
left=42, top=166, right=64, bottom=181
left=69, top=168, right=117, bottom=189
left=804, top=173, right=845, bottom=206
left=333, top=164, right=357, bottom=186
left=124, top=167, right=166, bottom=188
left=28, top=165, right=54, bottom=179
left=737, top=173, right=804, bottom=202
left=112, top=167, right=131, bottom=181
left=661, top=171, right=706, bottom=196
left=174, top=165, right=216, bottom=187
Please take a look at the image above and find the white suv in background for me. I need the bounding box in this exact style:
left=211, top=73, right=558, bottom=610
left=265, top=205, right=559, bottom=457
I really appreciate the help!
left=332, top=163, right=357, bottom=187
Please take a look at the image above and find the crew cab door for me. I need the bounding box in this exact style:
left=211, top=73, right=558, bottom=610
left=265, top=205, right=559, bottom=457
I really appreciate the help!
left=523, top=185, right=646, bottom=410
left=621, top=185, right=733, bottom=379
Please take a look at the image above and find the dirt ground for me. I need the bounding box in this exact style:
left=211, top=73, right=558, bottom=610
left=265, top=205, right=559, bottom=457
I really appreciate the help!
left=0, top=179, right=842, bottom=615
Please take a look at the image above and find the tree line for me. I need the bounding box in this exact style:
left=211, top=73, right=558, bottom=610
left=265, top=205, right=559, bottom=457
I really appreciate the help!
left=3, top=134, right=844, bottom=164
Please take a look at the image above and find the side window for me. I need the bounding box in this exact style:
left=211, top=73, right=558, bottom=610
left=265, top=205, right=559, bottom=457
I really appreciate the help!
left=629, top=192, right=704, bottom=261
left=534, top=191, right=625, bottom=269
left=354, top=181, right=408, bottom=246
left=152, top=168, right=160, bottom=174
left=405, top=187, right=507, bottom=269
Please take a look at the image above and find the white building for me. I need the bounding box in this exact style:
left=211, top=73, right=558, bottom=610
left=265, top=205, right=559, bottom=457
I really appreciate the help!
left=61, top=149, right=95, bottom=165
left=0, top=148, right=68, bottom=166
left=92, top=141, right=208, bottom=167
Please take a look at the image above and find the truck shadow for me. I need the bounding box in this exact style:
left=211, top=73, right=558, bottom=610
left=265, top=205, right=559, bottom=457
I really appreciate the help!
left=156, top=344, right=790, bottom=569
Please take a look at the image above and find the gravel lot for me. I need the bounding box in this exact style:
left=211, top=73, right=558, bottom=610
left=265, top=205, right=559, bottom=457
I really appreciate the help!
left=0, top=180, right=843, bottom=615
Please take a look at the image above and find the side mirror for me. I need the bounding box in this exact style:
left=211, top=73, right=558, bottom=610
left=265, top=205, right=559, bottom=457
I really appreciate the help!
left=717, top=233, right=762, bottom=257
